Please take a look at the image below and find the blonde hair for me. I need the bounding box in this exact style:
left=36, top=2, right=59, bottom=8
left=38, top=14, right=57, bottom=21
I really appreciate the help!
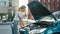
left=20, top=5, right=26, bottom=9
left=18, top=5, right=26, bottom=11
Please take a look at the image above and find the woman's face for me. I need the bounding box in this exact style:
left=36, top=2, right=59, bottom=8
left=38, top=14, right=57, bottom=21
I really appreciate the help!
left=21, top=8, right=26, bottom=12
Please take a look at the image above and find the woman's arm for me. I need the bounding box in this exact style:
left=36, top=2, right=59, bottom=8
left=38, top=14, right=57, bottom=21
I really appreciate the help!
left=20, top=17, right=28, bottom=29
left=28, top=9, right=34, bottom=20
left=18, top=12, right=25, bottom=28
left=19, top=17, right=25, bottom=28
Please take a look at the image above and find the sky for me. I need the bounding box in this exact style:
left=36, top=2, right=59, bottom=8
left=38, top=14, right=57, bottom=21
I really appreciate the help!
left=19, top=0, right=28, bottom=9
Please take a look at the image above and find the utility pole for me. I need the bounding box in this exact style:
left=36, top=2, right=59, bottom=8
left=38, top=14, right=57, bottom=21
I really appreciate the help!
left=7, top=0, right=12, bottom=21
left=58, top=0, right=60, bottom=10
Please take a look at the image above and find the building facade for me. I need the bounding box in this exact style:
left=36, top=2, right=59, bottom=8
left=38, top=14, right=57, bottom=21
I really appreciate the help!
left=0, top=0, right=19, bottom=20
left=28, top=0, right=60, bottom=12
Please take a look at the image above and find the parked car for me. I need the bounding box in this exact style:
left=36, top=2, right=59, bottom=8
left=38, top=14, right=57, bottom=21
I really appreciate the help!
left=52, top=11, right=60, bottom=21
left=27, top=1, right=60, bottom=34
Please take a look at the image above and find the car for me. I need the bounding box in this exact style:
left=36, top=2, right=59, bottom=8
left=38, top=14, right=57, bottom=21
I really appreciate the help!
left=27, top=1, right=60, bottom=34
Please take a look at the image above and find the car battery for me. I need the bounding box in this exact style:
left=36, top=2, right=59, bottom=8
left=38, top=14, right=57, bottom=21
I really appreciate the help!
left=0, top=21, right=18, bottom=34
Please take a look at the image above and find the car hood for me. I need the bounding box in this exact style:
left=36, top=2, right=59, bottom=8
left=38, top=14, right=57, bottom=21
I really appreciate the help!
left=27, top=1, right=52, bottom=20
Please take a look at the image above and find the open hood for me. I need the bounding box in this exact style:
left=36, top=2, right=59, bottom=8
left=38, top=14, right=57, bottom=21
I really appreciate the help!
left=27, top=1, right=52, bottom=20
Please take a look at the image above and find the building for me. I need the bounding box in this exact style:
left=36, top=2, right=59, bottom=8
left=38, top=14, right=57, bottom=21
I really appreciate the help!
left=0, top=0, right=19, bottom=20
left=28, top=0, right=60, bottom=12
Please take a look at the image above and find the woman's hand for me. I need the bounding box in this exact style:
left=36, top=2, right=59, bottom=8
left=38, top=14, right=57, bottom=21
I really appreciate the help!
left=23, top=26, right=30, bottom=30
left=20, top=17, right=25, bottom=28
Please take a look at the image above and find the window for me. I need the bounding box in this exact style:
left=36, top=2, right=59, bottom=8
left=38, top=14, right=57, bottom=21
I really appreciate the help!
left=48, top=0, right=50, bottom=2
left=57, top=0, right=59, bottom=2
left=48, top=4, right=50, bottom=10
left=44, top=0, right=46, bottom=2
left=9, top=0, right=12, bottom=1
left=0, top=1, right=6, bottom=6
left=38, top=0, right=40, bottom=2
left=9, top=2, right=12, bottom=7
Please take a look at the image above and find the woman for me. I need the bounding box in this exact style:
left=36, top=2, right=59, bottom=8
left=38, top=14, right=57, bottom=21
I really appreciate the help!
left=14, top=5, right=34, bottom=34
left=19, top=5, right=34, bottom=26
